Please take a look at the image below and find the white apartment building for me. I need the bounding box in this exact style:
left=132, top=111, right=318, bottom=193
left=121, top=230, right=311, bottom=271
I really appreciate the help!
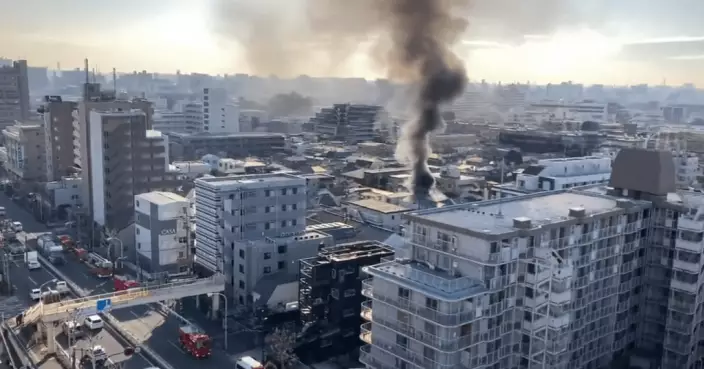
left=183, top=102, right=205, bottom=132
left=493, top=156, right=612, bottom=198
left=134, top=191, right=191, bottom=275
left=152, top=111, right=191, bottom=134
left=194, top=173, right=331, bottom=303
left=673, top=153, right=699, bottom=188
left=529, top=101, right=607, bottom=123
left=203, top=87, right=240, bottom=134
left=44, top=176, right=82, bottom=210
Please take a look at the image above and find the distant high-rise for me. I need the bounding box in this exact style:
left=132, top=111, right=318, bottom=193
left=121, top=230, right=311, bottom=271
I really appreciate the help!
left=0, top=60, right=30, bottom=129
left=39, top=96, right=77, bottom=181
left=312, top=103, right=382, bottom=143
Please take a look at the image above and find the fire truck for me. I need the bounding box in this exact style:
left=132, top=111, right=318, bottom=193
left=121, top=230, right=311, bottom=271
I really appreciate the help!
left=178, top=324, right=212, bottom=358
left=87, top=253, right=113, bottom=278
left=113, top=275, right=140, bottom=291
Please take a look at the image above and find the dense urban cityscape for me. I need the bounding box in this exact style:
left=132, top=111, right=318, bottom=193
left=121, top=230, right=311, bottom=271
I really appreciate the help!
left=2, top=2, right=704, bottom=369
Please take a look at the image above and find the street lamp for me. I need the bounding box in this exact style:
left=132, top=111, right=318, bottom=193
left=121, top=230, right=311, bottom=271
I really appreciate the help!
left=39, top=278, right=58, bottom=293
left=107, top=237, right=123, bottom=273
left=208, top=292, right=228, bottom=350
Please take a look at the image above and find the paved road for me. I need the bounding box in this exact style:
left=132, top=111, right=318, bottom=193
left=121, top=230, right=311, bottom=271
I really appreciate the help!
left=0, top=193, right=259, bottom=369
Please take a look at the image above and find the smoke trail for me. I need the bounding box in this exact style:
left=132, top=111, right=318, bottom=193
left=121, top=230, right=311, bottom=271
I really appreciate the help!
left=386, top=0, right=468, bottom=201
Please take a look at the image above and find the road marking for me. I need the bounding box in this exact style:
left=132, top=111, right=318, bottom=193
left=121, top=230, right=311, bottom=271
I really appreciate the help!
left=168, top=340, right=186, bottom=354
left=28, top=276, right=37, bottom=286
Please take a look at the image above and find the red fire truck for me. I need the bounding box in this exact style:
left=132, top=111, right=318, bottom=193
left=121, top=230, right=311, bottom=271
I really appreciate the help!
left=178, top=324, right=212, bottom=359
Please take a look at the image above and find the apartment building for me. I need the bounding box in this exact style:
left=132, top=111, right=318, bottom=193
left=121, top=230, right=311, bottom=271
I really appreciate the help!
left=75, top=85, right=154, bottom=229
left=134, top=191, right=191, bottom=275
left=2, top=122, right=45, bottom=182
left=87, top=110, right=175, bottom=232
left=202, top=87, right=240, bottom=134
left=39, top=96, right=78, bottom=181
left=0, top=60, right=30, bottom=129
left=360, top=148, right=699, bottom=369
left=493, top=156, right=612, bottom=198
left=298, top=241, right=394, bottom=363
left=194, top=173, right=331, bottom=302
left=312, top=103, right=382, bottom=144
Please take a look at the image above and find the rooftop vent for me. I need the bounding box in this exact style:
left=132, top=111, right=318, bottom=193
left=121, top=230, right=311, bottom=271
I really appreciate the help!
left=513, top=217, right=532, bottom=229
left=568, top=207, right=586, bottom=218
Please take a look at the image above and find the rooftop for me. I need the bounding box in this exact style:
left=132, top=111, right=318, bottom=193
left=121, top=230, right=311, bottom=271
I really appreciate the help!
left=346, top=199, right=409, bottom=214
left=137, top=191, right=187, bottom=205
left=196, top=173, right=302, bottom=188
left=409, top=190, right=620, bottom=235
left=167, top=131, right=284, bottom=139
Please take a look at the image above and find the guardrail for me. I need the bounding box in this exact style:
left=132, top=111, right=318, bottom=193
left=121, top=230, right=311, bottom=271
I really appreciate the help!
left=1, top=320, right=37, bottom=369
left=35, top=252, right=176, bottom=369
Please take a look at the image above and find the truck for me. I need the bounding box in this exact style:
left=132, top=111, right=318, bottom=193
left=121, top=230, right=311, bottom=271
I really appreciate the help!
left=7, top=240, right=25, bottom=255
left=178, top=324, right=212, bottom=359
left=87, top=253, right=113, bottom=278
left=56, top=234, right=75, bottom=251
left=55, top=281, right=70, bottom=295
left=113, top=275, right=140, bottom=291
left=25, top=251, right=40, bottom=270
left=37, top=235, right=65, bottom=265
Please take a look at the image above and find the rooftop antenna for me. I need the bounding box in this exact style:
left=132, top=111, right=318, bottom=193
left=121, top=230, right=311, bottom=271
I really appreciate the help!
left=112, top=68, right=117, bottom=92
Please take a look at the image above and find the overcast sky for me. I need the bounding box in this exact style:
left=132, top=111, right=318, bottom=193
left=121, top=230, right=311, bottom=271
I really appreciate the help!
left=2, top=0, right=704, bottom=85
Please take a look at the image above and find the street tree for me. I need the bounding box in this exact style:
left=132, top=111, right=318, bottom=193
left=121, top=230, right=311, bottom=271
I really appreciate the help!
left=264, top=327, right=298, bottom=369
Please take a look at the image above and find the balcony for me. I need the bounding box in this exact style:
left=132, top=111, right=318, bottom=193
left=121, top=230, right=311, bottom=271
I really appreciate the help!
left=524, top=293, right=547, bottom=308
left=676, top=238, right=702, bottom=253
left=663, top=335, right=689, bottom=355
left=359, top=345, right=396, bottom=369
left=372, top=313, right=477, bottom=352
left=666, top=319, right=693, bottom=335
left=371, top=335, right=469, bottom=369
left=670, top=279, right=697, bottom=294
left=372, top=289, right=478, bottom=327
left=550, top=290, right=572, bottom=305
left=525, top=269, right=551, bottom=284
left=360, top=322, right=372, bottom=344
left=679, top=216, right=704, bottom=231
left=673, top=258, right=699, bottom=274
left=362, top=278, right=373, bottom=298
left=361, top=300, right=373, bottom=321
left=668, top=299, right=695, bottom=314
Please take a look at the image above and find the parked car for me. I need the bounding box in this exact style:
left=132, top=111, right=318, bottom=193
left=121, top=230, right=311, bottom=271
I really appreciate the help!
left=84, top=315, right=104, bottom=330
left=11, top=222, right=22, bottom=232
left=27, top=260, right=41, bottom=270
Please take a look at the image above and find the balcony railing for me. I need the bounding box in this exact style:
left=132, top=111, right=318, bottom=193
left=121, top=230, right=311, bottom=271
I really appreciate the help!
left=368, top=260, right=482, bottom=298
left=371, top=286, right=478, bottom=327
left=372, top=313, right=478, bottom=352
left=359, top=345, right=398, bottom=369
left=360, top=322, right=372, bottom=344
left=371, top=335, right=469, bottom=369
left=361, top=300, right=373, bottom=321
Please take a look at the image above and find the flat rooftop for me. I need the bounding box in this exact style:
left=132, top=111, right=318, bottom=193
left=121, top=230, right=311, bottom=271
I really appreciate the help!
left=197, top=173, right=300, bottom=187
left=410, top=191, right=620, bottom=235
left=347, top=199, right=409, bottom=214
left=138, top=191, right=187, bottom=205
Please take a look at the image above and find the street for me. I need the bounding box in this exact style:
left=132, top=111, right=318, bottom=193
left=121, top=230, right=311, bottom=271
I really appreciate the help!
left=0, top=193, right=259, bottom=369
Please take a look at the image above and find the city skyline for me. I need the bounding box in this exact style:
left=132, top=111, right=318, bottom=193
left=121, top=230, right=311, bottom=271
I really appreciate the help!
left=2, top=0, right=704, bottom=86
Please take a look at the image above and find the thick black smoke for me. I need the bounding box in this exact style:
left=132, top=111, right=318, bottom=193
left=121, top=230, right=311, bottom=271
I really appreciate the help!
left=388, top=0, right=468, bottom=202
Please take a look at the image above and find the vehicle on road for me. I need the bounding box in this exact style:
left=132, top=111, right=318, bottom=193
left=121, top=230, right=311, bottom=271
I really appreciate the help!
left=113, top=275, right=140, bottom=291
left=87, top=253, right=114, bottom=278
left=84, top=315, right=104, bottom=330
left=41, top=289, right=61, bottom=304
left=38, top=234, right=65, bottom=265
left=178, top=324, right=212, bottom=358
left=81, top=345, right=108, bottom=366
left=0, top=207, right=6, bottom=217
left=29, top=288, right=41, bottom=301
left=55, top=281, right=70, bottom=294
left=236, top=356, right=264, bottom=369
left=8, top=241, right=25, bottom=255
left=25, top=251, right=40, bottom=270
left=62, top=320, right=86, bottom=339
left=11, top=222, right=22, bottom=232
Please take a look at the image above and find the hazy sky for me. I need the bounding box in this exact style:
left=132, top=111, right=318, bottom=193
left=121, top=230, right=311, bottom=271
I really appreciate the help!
left=2, top=0, right=704, bottom=85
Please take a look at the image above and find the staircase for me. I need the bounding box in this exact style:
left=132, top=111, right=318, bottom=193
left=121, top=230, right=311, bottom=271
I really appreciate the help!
left=24, top=274, right=225, bottom=323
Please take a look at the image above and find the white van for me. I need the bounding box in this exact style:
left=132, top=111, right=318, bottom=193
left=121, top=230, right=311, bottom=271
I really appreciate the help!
left=235, top=356, right=264, bottom=369
left=0, top=207, right=6, bottom=217
left=11, top=221, right=22, bottom=232
left=84, top=315, right=104, bottom=330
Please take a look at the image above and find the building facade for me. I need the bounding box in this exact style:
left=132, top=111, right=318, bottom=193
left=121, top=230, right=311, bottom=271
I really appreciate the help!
left=298, top=241, right=394, bottom=363
left=39, top=96, right=78, bottom=181
left=166, top=132, right=285, bottom=161
left=360, top=148, right=704, bottom=369
left=134, top=191, right=191, bottom=275
left=2, top=122, right=46, bottom=182
left=0, top=60, right=30, bottom=129
left=202, top=87, right=240, bottom=134
left=312, top=103, right=382, bottom=144
left=194, top=173, right=318, bottom=301
left=87, top=110, right=174, bottom=231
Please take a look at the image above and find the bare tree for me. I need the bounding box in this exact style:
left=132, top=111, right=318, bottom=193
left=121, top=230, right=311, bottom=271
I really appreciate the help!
left=264, top=327, right=298, bottom=369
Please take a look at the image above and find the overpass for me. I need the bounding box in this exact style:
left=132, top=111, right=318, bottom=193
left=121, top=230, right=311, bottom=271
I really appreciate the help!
left=22, top=274, right=225, bottom=325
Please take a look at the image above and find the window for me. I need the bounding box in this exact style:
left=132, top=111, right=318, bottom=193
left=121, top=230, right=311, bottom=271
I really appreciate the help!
left=239, top=264, right=244, bottom=273
left=136, top=228, right=140, bottom=235
left=264, top=252, right=272, bottom=260
left=278, top=261, right=285, bottom=270
left=265, top=190, right=271, bottom=197
left=426, top=297, right=438, bottom=309
left=264, top=266, right=271, bottom=274
left=265, top=206, right=271, bottom=213
left=398, top=287, right=410, bottom=299
left=239, top=280, right=245, bottom=289
left=292, top=204, right=297, bottom=210
left=281, top=204, right=287, bottom=211
left=281, top=221, right=286, bottom=228
left=264, top=223, right=270, bottom=230
left=292, top=188, right=298, bottom=194
left=239, top=249, right=245, bottom=259
left=278, top=245, right=287, bottom=254
left=178, top=252, right=185, bottom=259
left=291, top=219, right=297, bottom=226
left=281, top=189, right=287, bottom=195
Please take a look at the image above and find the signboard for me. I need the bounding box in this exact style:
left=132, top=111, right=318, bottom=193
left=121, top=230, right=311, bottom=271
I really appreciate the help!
left=160, top=229, right=177, bottom=236
left=96, top=298, right=112, bottom=313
